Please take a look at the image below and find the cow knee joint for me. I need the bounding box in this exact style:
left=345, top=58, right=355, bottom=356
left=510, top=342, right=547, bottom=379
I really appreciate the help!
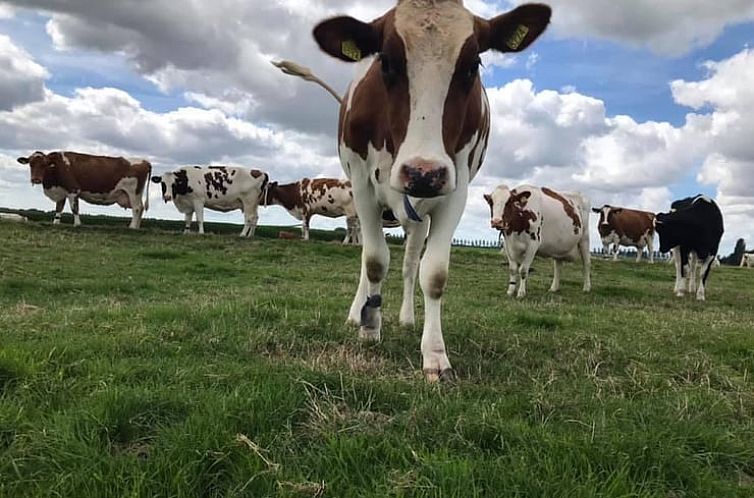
left=366, top=258, right=385, bottom=283
left=424, top=270, right=447, bottom=299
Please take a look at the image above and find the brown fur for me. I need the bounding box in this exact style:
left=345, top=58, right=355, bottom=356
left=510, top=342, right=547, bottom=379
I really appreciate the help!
left=503, top=190, right=537, bottom=235
left=598, top=207, right=655, bottom=242
left=542, top=187, right=580, bottom=234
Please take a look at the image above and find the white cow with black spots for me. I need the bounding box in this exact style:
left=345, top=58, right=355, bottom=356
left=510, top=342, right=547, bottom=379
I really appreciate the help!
left=151, top=166, right=269, bottom=237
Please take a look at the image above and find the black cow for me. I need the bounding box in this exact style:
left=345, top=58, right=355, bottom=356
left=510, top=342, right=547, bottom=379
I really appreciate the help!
left=655, top=195, right=724, bottom=301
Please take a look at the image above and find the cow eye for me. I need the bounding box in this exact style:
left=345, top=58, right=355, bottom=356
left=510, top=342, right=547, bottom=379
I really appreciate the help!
left=379, top=52, right=401, bottom=87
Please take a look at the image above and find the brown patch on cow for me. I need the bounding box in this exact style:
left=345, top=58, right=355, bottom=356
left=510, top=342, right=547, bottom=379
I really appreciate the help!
left=426, top=270, right=447, bottom=300
left=269, top=182, right=304, bottom=211
left=502, top=190, right=537, bottom=236
left=366, top=258, right=385, bottom=283
left=250, top=169, right=263, bottom=178
left=278, top=231, right=298, bottom=240
left=444, top=37, right=487, bottom=158
left=542, top=187, right=581, bottom=234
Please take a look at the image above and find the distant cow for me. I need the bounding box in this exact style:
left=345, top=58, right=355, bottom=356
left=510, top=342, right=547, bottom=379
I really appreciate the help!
left=263, top=178, right=360, bottom=244
left=592, top=205, right=655, bottom=263
left=741, top=253, right=754, bottom=268
left=655, top=195, right=724, bottom=301
left=17, top=151, right=151, bottom=228
left=151, top=166, right=268, bottom=237
left=486, top=185, right=591, bottom=298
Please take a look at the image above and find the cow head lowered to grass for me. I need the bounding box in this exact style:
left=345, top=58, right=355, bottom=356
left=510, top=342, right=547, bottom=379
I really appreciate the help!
left=278, top=1, right=551, bottom=382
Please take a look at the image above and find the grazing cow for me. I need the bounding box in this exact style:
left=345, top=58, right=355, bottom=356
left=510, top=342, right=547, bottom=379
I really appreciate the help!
left=592, top=205, right=655, bottom=263
left=263, top=178, right=360, bottom=244
left=17, top=151, right=151, bottom=228
left=151, top=166, right=268, bottom=237
left=278, top=2, right=551, bottom=381
left=655, top=195, right=724, bottom=301
left=485, top=185, right=591, bottom=298
left=741, top=253, right=754, bottom=268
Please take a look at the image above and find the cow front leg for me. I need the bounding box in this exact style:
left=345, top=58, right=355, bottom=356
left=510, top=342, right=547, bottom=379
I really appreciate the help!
left=399, top=219, right=429, bottom=328
left=672, top=247, right=685, bottom=296
left=516, top=244, right=539, bottom=299
left=506, top=246, right=519, bottom=297
left=647, top=236, right=655, bottom=264
left=194, top=203, right=205, bottom=234
left=549, top=260, right=561, bottom=293
left=635, top=248, right=643, bottom=263
left=53, top=199, right=66, bottom=225
left=68, top=195, right=81, bottom=227
left=612, top=244, right=619, bottom=261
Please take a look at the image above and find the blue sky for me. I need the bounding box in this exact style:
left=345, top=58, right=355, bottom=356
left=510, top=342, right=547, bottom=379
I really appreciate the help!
left=1, top=0, right=753, bottom=252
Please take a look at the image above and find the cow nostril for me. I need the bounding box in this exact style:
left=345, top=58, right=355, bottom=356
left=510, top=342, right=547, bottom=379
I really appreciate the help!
left=399, top=161, right=449, bottom=198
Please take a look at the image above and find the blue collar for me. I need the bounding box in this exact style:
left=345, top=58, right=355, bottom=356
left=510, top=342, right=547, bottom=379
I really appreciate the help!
left=404, top=195, right=423, bottom=222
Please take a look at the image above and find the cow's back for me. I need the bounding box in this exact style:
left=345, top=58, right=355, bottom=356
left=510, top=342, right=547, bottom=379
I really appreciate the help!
left=202, top=167, right=266, bottom=212
left=302, top=179, right=355, bottom=218
left=613, top=209, right=655, bottom=241
left=61, top=152, right=148, bottom=194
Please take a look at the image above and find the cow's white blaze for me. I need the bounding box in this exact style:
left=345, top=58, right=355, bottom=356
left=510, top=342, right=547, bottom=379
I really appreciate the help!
left=389, top=1, right=475, bottom=195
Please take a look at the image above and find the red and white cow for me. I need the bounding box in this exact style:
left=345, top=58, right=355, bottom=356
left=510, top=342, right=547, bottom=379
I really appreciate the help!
left=592, top=205, right=655, bottom=263
left=263, top=178, right=360, bottom=244
left=742, top=253, right=754, bottom=268
left=151, top=166, right=268, bottom=237
left=279, top=2, right=551, bottom=381
left=486, top=185, right=591, bottom=298
left=17, top=151, right=151, bottom=228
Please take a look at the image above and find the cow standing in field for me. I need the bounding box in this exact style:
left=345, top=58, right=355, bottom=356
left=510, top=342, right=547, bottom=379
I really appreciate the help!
left=741, top=253, right=754, bottom=268
left=151, top=166, right=268, bottom=237
left=277, top=2, right=551, bottom=381
left=17, top=151, right=151, bottom=229
left=592, top=205, right=655, bottom=263
left=655, top=195, right=724, bottom=301
left=486, top=185, right=591, bottom=298
left=263, top=178, right=360, bottom=244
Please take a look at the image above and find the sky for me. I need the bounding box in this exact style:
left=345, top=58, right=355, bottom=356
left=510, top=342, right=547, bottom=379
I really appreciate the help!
left=0, top=0, right=753, bottom=252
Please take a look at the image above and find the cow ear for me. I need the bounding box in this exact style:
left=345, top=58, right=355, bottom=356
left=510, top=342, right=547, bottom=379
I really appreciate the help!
left=17, top=157, right=29, bottom=164
left=151, top=176, right=162, bottom=184
left=591, top=207, right=601, bottom=213
left=483, top=194, right=493, bottom=207
left=313, top=15, right=383, bottom=62
left=477, top=4, right=551, bottom=54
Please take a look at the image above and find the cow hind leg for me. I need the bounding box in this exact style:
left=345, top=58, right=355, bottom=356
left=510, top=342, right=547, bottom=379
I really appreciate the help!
left=302, top=217, right=311, bottom=241
left=240, top=201, right=259, bottom=238
left=580, top=237, right=592, bottom=292
left=399, top=219, right=429, bottom=328
left=194, top=203, right=205, bottom=235
left=687, top=252, right=698, bottom=294
left=53, top=199, right=66, bottom=225
left=696, top=255, right=715, bottom=301
left=183, top=212, right=193, bottom=234
left=127, top=190, right=143, bottom=229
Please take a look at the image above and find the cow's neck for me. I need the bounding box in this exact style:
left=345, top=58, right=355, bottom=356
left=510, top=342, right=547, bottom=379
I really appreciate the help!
left=273, top=183, right=304, bottom=211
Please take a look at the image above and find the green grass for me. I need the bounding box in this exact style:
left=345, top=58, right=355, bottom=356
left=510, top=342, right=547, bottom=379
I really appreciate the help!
left=1, top=216, right=754, bottom=498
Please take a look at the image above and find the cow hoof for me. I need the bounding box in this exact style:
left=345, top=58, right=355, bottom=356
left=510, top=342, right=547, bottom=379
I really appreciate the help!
left=548, top=288, right=559, bottom=293
left=358, top=327, right=380, bottom=342
left=675, top=291, right=685, bottom=298
left=423, top=368, right=455, bottom=384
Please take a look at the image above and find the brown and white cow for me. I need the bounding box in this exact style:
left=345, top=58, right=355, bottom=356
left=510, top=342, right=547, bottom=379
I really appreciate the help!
left=279, top=2, right=551, bottom=381
left=263, top=178, right=360, bottom=244
left=592, top=205, right=655, bottom=263
left=486, top=185, right=591, bottom=298
left=17, top=151, right=151, bottom=229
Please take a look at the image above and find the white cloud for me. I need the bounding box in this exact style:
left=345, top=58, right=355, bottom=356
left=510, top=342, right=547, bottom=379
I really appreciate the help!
left=538, top=0, right=754, bottom=56
left=0, top=35, right=48, bottom=110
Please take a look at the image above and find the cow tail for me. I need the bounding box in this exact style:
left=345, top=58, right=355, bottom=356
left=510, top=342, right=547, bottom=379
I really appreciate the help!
left=259, top=172, right=270, bottom=207
left=144, top=161, right=151, bottom=212
left=271, top=60, right=343, bottom=104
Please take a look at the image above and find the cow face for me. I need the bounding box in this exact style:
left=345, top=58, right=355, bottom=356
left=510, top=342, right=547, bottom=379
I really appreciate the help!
left=314, top=2, right=551, bottom=198
left=485, top=184, right=511, bottom=230
left=151, top=170, right=193, bottom=202
left=17, top=152, right=54, bottom=185
left=654, top=212, right=679, bottom=253
left=592, top=205, right=622, bottom=227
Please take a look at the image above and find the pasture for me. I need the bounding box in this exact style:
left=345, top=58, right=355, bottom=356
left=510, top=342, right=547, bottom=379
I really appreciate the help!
left=1, top=216, right=754, bottom=498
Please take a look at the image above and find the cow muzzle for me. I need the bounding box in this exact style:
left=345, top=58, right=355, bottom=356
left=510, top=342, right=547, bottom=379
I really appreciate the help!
left=491, top=218, right=505, bottom=230
left=398, top=159, right=451, bottom=198
left=163, top=195, right=172, bottom=203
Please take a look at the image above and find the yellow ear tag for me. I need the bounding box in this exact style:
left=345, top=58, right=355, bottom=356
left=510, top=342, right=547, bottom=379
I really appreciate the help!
left=506, top=24, right=530, bottom=50
left=341, top=40, right=362, bottom=61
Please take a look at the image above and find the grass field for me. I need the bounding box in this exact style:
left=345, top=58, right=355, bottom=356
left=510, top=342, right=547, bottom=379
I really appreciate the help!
left=1, top=215, right=754, bottom=498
